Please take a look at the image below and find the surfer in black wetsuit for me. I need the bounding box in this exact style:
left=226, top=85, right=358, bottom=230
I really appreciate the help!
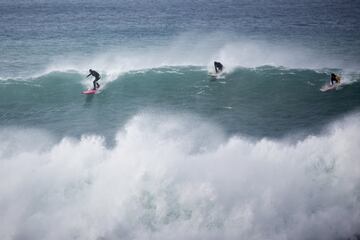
left=330, top=73, right=340, bottom=85
left=87, top=69, right=101, bottom=90
left=214, top=61, right=223, bottom=73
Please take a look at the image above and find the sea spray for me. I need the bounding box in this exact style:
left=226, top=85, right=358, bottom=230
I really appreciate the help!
left=0, top=113, right=359, bottom=239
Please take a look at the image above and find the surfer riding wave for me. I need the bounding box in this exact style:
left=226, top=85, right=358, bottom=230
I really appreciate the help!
left=214, top=61, right=224, bottom=74
left=87, top=69, right=101, bottom=90
left=330, top=73, right=341, bottom=85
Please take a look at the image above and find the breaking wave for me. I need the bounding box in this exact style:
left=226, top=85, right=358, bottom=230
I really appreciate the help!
left=0, top=112, right=359, bottom=240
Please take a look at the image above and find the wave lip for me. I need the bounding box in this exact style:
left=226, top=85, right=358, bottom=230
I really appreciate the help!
left=0, top=112, right=359, bottom=239
left=2, top=33, right=359, bottom=82
left=38, top=33, right=359, bottom=82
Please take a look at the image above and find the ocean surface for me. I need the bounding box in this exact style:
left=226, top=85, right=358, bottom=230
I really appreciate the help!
left=1, top=0, right=360, bottom=239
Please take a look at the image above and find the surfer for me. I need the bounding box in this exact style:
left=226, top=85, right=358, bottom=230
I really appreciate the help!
left=330, top=73, right=341, bottom=85
left=87, top=69, right=101, bottom=90
left=214, top=61, right=223, bottom=73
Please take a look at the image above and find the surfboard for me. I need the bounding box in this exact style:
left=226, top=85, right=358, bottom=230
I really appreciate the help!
left=320, top=83, right=340, bottom=92
left=208, top=71, right=224, bottom=79
left=81, top=89, right=98, bottom=94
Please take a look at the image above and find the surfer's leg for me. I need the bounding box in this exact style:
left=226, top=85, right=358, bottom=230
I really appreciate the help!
left=214, top=62, right=218, bottom=73
left=94, top=77, right=100, bottom=89
left=93, top=80, right=97, bottom=90
left=95, top=78, right=100, bottom=88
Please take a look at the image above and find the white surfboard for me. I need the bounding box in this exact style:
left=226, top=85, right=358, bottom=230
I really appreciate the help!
left=320, top=83, right=340, bottom=92
left=208, top=71, right=225, bottom=79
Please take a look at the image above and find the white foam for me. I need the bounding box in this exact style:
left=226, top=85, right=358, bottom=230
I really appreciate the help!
left=0, top=112, right=359, bottom=239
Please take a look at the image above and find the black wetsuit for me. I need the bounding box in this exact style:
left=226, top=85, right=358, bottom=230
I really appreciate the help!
left=330, top=73, right=339, bottom=85
left=214, top=61, right=223, bottom=73
left=87, top=70, right=101, bottom=90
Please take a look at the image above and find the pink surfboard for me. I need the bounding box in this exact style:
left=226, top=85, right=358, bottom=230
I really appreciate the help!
left=82, top=85, right=101, bottom=94
left=81, top=89, right=97, bottom=94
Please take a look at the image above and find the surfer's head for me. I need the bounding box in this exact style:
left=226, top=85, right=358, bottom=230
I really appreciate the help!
left=89, top=69, right=92, bottom=72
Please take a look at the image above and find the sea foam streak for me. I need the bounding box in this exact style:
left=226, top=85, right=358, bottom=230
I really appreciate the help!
left=0, top=112, right=359, bottom=240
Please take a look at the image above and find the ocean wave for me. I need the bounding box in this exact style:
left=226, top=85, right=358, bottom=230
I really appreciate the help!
left=1, top=65, right=359, bottom=86
left=33, top=33, right=359, bottom=81
left=0, top=112, right=359, bottom=240
left=1, top=66, right=359, bottom=141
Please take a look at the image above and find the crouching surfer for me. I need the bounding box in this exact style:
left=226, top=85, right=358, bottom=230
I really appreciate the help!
left=330, top=73, right=341, bottom=85
left=214, top=61, right=224, bottom=74
left=87, top=69, right=101, bottom=90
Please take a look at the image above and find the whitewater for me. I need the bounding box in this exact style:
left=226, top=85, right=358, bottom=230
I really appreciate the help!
left=1, top=113, right=360, bottom=240
left=1, top=0, right=360, bottom=239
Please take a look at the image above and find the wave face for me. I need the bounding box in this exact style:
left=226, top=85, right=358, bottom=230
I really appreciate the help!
left=0, top=112, right=360, bottom=240
left=1, top=67, right=359, bottom=140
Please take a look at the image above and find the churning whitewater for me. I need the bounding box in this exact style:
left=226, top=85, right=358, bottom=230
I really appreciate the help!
left=0, top=113, right=360, bottom=240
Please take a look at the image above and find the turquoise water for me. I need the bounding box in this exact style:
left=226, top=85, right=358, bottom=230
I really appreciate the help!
left=1, top=0, right=360, bottom=239
left=1, top=67, right=359, bottom=141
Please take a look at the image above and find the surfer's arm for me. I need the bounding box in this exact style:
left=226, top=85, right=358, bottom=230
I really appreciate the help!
left=86, top=73, right=91, bottom=78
